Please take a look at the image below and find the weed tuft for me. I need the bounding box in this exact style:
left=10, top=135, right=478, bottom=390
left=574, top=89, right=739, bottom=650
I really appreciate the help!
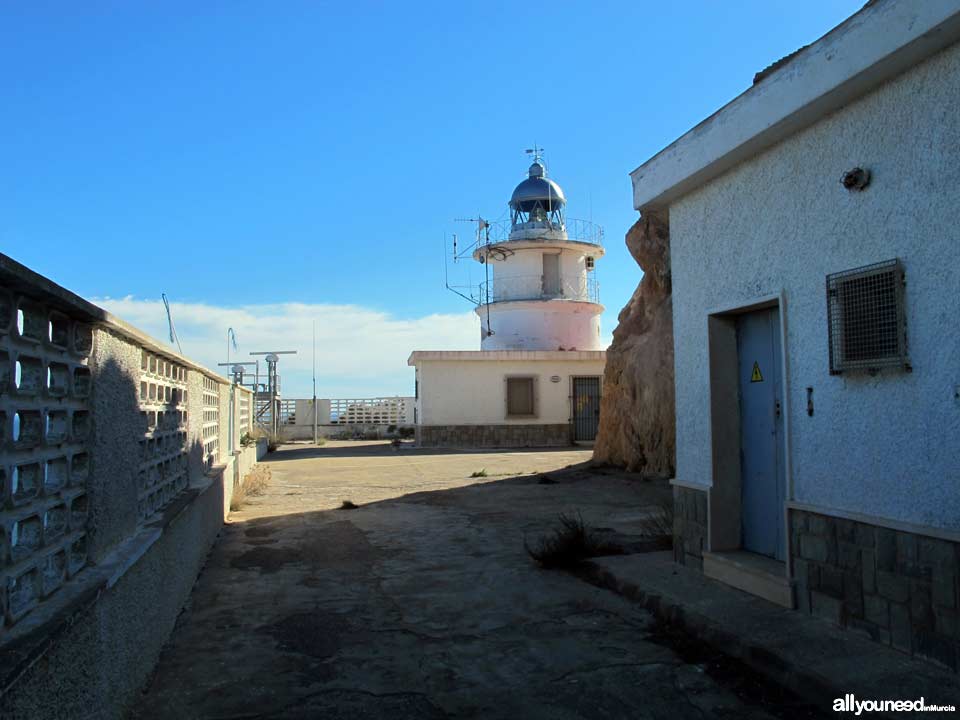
left=339, top=500, right=359, bottom=510
left=637, top=502, right=674, bottom=538
left=230, top=466, right=271, bottom=511
left=469, top=469, right=488, bottom=478
left=525, top=512, right=623, bottom=569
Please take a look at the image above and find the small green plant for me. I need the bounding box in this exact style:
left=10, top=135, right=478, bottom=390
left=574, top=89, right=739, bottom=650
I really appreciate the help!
left=240, top=432, right=255, bottom=448
left=469, top=469, right=488, bottom=478
left=525, top=513, right=623, bottom=569
left=339, top=500, right=358, bottom=510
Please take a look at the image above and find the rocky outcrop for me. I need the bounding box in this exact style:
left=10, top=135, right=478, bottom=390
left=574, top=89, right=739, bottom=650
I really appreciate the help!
left=593, top=210, right=675, bottom=475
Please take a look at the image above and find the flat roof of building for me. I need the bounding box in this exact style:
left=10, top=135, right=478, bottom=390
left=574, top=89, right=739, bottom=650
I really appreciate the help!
left=630, top=0, right=960, bottom=210
left=408, top=350, right=606, bottom=366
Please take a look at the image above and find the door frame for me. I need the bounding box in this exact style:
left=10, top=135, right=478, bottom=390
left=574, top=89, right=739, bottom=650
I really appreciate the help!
left=569, top=374, right=603, bottom=443
left=705, top=292, right=793, bottom=570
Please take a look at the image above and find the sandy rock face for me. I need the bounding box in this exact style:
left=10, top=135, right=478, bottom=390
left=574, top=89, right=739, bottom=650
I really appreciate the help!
left=593, top=210, right=675, bottom=475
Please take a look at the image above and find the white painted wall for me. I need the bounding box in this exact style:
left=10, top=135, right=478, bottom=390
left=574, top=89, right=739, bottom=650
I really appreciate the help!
left=479, top=300, right=603, bottom=351
left=413, top=354, right=605, bottom=425
left=491, top=247, right=588, bottom=291
left=668, top=39, right=960, bottom=531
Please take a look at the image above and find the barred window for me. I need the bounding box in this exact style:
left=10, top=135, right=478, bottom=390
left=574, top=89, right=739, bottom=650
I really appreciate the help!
left=506, top=376, right=536, bottom=417
left=826, top=259, right=908, bottom=374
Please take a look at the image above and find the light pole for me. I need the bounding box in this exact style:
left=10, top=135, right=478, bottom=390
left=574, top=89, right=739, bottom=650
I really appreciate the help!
left=312, top=320, right=318, bottom=445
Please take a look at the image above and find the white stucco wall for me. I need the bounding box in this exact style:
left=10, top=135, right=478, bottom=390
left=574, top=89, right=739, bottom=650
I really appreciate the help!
left=491, top=247, right=588, bottom=292
left=668, top=40, right=960, bottom=531
left=479, top=301, right=603, bottom=351
left=412, top=353, right=605, bottom=426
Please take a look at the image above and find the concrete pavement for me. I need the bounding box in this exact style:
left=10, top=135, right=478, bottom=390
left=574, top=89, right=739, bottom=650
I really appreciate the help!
left=133, top=442, right=818, bottom=719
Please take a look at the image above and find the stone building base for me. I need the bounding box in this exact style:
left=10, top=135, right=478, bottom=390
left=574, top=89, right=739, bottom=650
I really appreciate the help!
left=417, top=424, right=571, bottom=448
left=791, top=508, right=959, bottom=671
left=673, top=485, right=708, bottom=571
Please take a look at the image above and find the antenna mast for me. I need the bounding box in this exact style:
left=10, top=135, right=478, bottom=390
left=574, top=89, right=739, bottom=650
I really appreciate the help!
left=161, top=294, right=183, bottom=354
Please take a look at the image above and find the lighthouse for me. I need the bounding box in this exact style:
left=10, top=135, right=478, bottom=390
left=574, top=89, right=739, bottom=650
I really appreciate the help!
left=474, top=153, right=605, bottom=351
left=409, top=152, right=607, bottom=448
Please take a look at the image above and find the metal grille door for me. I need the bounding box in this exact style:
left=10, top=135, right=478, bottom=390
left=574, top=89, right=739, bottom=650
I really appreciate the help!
left=572, top=376, right=601, bottom=441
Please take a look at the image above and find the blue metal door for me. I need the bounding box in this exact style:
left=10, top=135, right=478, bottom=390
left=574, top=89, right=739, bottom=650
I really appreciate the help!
left=737, top=307, right=786, bottom=560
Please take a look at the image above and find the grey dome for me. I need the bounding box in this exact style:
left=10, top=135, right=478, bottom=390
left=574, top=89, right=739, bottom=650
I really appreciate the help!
left=509, top=162, right=566, bottom=213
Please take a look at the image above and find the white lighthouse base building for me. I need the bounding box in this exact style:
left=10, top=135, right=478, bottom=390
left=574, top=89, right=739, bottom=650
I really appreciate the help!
left=408, top=350, right=605, bottom=447
left=409, top=154, right=607, bottom=447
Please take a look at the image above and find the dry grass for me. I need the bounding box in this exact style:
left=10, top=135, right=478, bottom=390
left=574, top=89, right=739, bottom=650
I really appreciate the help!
left=469, top=469, right=489, bottom=478
left=525, top=513, right=623, bottom=570
left=636, top=502, right=674, bottom=538
left=230, top=465, right=271, bottom=511
left=339, top=500, right=359, bottom=510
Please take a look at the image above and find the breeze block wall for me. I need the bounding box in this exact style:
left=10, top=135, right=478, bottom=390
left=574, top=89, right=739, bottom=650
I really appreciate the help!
left=791, top=508, right=960, bottom=671
left=0, top=253, right=262, bottom=717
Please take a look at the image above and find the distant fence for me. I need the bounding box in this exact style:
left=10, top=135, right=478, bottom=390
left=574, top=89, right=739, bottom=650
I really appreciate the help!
left=282, top=397, right=414, bottom=427
left=0, top=252, right=263, bottom=718
left=277, top=396, right=415, bottom=440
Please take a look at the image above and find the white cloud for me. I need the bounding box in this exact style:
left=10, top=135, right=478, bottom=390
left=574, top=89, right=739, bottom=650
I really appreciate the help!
left=93, top=297, right=479, bottom=398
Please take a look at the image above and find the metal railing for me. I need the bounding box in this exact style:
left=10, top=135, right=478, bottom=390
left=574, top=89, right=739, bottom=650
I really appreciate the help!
left=481, top=274, right=600, bottom=304
left=485, top=217, right=603, bottom=246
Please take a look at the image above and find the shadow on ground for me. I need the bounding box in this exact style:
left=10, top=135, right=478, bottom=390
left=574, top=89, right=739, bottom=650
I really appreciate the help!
left=131, top=444, right=821, bottom=720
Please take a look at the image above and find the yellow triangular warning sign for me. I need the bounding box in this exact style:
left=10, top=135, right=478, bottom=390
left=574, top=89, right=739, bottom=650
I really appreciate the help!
left=751, top=361, right=763, bottom=383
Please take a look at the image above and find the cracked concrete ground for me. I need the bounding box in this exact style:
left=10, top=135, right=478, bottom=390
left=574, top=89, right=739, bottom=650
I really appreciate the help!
left=132, top=442, right=809, bottom=719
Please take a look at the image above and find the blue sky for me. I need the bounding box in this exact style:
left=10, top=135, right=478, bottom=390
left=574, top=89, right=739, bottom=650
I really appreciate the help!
left=1, top=1, right=864, bottom=397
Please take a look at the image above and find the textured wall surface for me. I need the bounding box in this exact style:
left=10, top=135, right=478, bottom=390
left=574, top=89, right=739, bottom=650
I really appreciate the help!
left=417, top=423, right=571, bottom=448
left=592, top=211, right=675, bottom=474
left=673, top=485, right=707, bottom=571
left=0, top=252, right=261, bottom=717
left=791, top=508, right=960, bottom=671
left=669, top=40, right=960, bottom=529
left=0, top=479, right=226, bottom=718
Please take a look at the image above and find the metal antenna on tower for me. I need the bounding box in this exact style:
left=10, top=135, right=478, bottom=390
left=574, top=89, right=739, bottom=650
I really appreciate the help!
left=226, top=327, right=238, bottom=366
left=161, top=294, right=183, bottom=355
left=249, top=350, right=298, bottom=436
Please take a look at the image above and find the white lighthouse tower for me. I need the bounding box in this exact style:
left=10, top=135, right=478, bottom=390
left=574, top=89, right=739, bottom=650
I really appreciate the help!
left=409, top=151, right=607, bottom=447
left=474, top=153, right=605, bottom=351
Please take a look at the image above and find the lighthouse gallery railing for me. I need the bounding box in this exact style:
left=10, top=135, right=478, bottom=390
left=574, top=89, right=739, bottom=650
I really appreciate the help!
left=480, top=275, right=600, bottom=304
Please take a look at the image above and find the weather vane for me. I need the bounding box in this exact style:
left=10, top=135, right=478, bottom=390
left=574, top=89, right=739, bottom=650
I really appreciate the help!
left=525, top=144, right=544, bottom=163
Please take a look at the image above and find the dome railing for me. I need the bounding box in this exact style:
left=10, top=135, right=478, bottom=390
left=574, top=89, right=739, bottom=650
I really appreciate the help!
left=479, top=275, right=600, bottom=305
left=484, top=218, right=604, bottom=246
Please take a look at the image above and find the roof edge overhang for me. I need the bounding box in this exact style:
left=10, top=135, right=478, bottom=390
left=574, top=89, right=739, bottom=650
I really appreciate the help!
left=630, top=0, right=960, bottom=211
left=408, top=350, right=607, bottom=366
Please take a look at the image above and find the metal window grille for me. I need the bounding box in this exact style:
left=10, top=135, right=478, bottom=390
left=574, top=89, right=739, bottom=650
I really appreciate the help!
left=826, top=259, right=908, bottom=374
